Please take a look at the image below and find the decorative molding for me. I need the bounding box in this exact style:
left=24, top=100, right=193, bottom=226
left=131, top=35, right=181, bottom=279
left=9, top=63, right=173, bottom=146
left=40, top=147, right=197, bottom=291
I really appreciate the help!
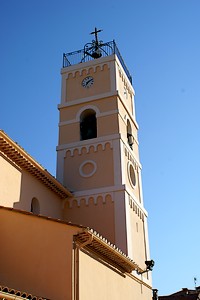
left=128, top=195, right=144, bottom=221
left=118, top=112, right=139, bottom=145
left=79, top=160, right=97, bottom=178
left=117, top=91, right=139, bottom=130
left=117, top=66, right=133, bottom=95
left=65, top=141, right=112, bottom=158
left=73, top=184, right=126, bottom=198
left=127, top=161, right=137, bottom=189
left=0, top=130, right=72, bottom=199
left=58, top=109, right=119, bottom=127
left=57, top=134, right=120, bottom=152
left=115, top=57, right=134, bottom=96
left=63, top=62, right=110, bottom=79
left=124, top=144, right=141, bottom=170
left=64, top=193, right=113, bottom=208
left=61, top=54, right=115, bottom=75
left=76, top=105, right=100, bottom=120
left=58, top=91, right=118, bottom=109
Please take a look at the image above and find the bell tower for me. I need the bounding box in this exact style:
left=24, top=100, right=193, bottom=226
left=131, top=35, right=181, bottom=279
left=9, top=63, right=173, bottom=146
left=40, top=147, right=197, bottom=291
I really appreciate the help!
left=56, top=29, right=151, bottom=276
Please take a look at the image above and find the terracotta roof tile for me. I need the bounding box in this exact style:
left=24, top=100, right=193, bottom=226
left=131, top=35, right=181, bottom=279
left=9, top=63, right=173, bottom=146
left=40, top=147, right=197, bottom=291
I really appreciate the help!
left=0, top=285, right=49, bottom=300
left=74, top=228, right=143, bottom=274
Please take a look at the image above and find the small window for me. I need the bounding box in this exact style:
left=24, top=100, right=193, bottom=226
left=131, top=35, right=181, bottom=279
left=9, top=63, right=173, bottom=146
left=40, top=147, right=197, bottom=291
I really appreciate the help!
left=129, top=164, right=136, bottom=187
left=127, top=119, right=133, bottom=149
left=31, top=197, right=40, bottom=214
left=80, top=109, right=97, bottom=140
left=127, top=162, right=136, bottom=188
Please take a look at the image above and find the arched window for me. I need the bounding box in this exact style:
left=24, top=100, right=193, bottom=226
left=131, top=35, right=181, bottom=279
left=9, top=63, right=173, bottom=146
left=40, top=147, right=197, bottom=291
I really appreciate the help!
left=127, top=119, right=134, bottom=149
left=31, top=197, right=40, bottom=214
left=80, top=109, right=97, bottom=140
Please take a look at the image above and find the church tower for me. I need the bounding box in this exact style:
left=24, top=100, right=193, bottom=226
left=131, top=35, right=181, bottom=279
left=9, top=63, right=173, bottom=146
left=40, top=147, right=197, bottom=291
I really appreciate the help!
left=56, top=29, right=151, bottom=274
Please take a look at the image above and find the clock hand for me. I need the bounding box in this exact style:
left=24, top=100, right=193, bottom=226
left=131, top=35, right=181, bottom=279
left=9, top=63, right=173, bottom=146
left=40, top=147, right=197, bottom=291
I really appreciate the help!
left=86, top=79, right=93, bottom=86
left=87, top=78, right=93, bottom=84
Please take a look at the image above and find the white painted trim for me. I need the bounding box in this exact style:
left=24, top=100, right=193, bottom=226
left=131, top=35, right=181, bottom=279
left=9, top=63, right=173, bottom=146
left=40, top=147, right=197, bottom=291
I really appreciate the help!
left=58, top=91, right=118, bottom=109
left=76, top=105, right=100, bottom=120
left=124, top=192, right=134, bottom=258
left=72, top=184, right=148, bottom=217
left=114, top=55, right=135, bottom=94
left=58, top=109, right=119, bottom=127
left=73, top=184, right=126, bottom=198
left=99, top=109, right=119, bottom=117
left=79, top=160, right=97, bottom=178
left=56, top=133, right=121, bottom=151
left=119, top=139, right=126, bottom=184
left=110, top=60, right=117, bottom=92
left=117, top=90, right=139, bottom=130
left=126, top=188, right=148, bottom=216
left=122, top=141, right=142, bottom=169
left=127, top=161, right=137, bottom=189
left=118, top=111, right=139, bottom=145
left=112, top=139, right=123, bottom=186
left=138, top=168, right=144, bottom=206
left=61, top=54, right=115, bottom=75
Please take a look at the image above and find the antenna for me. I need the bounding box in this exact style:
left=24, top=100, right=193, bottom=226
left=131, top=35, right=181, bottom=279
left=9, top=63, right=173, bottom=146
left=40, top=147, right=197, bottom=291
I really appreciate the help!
left=194, top=277, right=197, bottom=289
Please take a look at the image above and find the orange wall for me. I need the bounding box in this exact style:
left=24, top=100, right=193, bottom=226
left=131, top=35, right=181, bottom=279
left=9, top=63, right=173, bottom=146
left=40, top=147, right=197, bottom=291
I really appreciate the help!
left=64, top=194, right=115, bottom=244
left=0, top=153, right=63, bottom=219
left=79, top=250, right=152, bottom=300
left=65, top=64, right=110, bottom=102
left=64, top=143, right=114, bottom=191
left=0, top=208, right=81, bottom=300
left=0, top=154, right=22, bottom=207
left=16, top=169, right=63, bottom=218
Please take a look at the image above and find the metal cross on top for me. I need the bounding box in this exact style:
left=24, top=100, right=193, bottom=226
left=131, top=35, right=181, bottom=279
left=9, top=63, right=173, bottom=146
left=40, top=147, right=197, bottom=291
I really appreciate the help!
left=82, top=27, right=105, bottom=60
left=90, top=27, right=102, bottom=44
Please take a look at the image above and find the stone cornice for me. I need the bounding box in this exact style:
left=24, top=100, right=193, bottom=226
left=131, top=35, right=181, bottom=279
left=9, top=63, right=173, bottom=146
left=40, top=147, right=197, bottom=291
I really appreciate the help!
left=60, top=54, right=114, bottom=77
left=0, top=130, right=72, bottom=199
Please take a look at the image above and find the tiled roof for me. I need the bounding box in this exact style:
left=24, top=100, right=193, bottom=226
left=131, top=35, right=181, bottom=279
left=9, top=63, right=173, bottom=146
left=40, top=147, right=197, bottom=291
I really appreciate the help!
left=0, top=285, right=49, bottom=300
left=159, top=289, right=200, bottom=300
left=159, top=296, right=199, bottom=300
left=0, top=130, right=71, bottom=199
left=74, top=228, right=142, bottom=274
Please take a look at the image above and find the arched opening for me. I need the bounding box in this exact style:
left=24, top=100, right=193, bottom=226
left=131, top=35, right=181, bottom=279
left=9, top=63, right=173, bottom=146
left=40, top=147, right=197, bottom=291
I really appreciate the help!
left=31, top=197, right=40, bottom=214
left=127, top=119, right=133, bottom=149
left=80, top=109, right=97, bottom=140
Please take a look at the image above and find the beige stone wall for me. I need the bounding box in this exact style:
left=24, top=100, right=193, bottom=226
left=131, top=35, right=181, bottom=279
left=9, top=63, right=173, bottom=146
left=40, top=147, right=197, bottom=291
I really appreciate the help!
left=64, top=143, right=114, bottom=191
left=57, top=53, right=152, bottom=288
left=117, top=67, right=134, bottom=115
left=129, top=208, right=147, bottom=269
left=0, top=154, right=22, bottom=207
left=58, top=95, right=119, bottom=145
left=123, top=147, right=141, bottom=201
left=16, top=169, right=63, bottom=218
left=0, top=153, right=63, bottom=219
left=65, top=64, right=111, bottom=102
left=0, top=208, right=81, bottom=300
left=79, top=250, right=152, bottom=300
left=64, top=194, right=115, bottom=244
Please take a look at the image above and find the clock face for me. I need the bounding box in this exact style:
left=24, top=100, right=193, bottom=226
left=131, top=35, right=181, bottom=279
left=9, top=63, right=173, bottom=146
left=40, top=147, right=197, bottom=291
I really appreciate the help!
left=82, top=76, right=94, bottom=88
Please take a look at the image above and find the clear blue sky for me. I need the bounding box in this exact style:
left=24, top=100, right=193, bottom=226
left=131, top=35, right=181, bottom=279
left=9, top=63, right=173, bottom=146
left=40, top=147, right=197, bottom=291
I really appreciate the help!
left=1, top=0, right=200, bottom=296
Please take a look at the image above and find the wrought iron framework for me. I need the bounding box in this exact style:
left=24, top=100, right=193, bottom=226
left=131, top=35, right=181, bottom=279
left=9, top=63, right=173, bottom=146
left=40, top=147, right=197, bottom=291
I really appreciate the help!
left=63, top=40, right=132, bottom=84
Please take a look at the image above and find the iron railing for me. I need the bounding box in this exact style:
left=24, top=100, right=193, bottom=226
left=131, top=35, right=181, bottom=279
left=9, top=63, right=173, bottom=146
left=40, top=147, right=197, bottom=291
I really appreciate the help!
left=63, top=40, right=132, bottom=84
